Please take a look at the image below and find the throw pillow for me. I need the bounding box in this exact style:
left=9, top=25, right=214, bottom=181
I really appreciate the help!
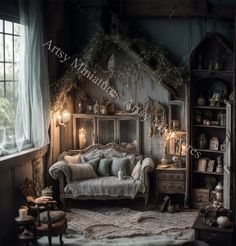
left=64, top=154, right=81, bottom=164
left=111, top=157, right=129, bottom=176
left=69, top=164, right=97, bottom=181
left=131, top=160, right=142, bottom=180
left=82, top=150, right=103, bottom=162
left=97, top=158, right=112, bottom=176
left=126, top=154, right=137, bottom=175
left=87, top=157, right=101, bottom=173
left=40, top=210, right=66, bottom=224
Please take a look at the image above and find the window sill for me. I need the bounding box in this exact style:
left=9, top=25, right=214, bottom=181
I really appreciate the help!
left=0, top=145, right=48, bottom=171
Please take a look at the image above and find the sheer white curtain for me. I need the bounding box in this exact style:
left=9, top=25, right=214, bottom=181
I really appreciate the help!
left=15, top=0, right=50, bottom=151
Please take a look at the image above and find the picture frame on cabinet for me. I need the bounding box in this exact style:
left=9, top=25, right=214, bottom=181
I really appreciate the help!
left=206, top=160, right=215, bottom=172
left=197, top=158, right=208, bottom=172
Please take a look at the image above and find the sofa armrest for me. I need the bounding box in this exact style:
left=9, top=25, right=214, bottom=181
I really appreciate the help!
left=49, top=160, right=71, bottom=183
left=140, top=157, right=154, bottom=192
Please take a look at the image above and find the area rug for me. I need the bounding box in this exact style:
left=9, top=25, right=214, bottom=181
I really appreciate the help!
left=66, top=207, right=198, bottom=240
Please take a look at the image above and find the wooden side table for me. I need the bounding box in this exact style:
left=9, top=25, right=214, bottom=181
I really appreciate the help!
left=15, top=215, right=36, bottom=246
left=192, top=212, right=234, bottom=246
left=156, top=165, right=186, bottom=204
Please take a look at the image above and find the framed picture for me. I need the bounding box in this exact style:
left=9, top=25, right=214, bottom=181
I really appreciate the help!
left=197, top=158, right=208, bottom=172
left=167, top=131, right=187, bottom=156
left=206, top=160, right=215, bottom=172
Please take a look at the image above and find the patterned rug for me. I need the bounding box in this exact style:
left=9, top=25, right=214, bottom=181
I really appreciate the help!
left=67, top=207, right=198, bottom=240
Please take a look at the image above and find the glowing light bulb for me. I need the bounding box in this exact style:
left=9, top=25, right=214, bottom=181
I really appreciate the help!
left=62, top=109, right=71, bottom=124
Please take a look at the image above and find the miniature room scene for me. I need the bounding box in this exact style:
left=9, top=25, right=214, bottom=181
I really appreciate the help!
left=0, top=0, right=235, bottom=245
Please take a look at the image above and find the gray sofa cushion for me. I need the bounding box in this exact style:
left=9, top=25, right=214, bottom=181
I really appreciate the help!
left=81, top=149, right=103, bottom=163
left=111, top=157, right=129, bottom=176
left=98, top=158, right=112, bottom=176
left=65, top=176, right=143, bottom=198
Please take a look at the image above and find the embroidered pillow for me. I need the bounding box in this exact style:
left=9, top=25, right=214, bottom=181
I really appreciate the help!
left=126, top=154, right=137, bottom=175
left=131, top=160, right=142, bottom=180
left=64, top=154, right=81, bottom=164
left=87, top=157, right=101, bottom=173
left=111, top=157, right=129, bottom=176
left=82, top=150, right=103, bottom=162
left=97, top=158, right=112, bottom=176
left=69, top=164, right=97, bottom=181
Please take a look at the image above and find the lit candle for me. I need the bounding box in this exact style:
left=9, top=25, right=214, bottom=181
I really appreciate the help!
left=79, top=127, right=87, bottom=149
left=19, top=206, right=28, bottom=220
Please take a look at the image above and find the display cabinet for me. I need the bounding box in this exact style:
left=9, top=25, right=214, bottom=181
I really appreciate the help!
left=72, top=114, right=140, bottom=153
left=97, top=118, right=116, bottom=145
left=189, top=32, right=233, bottom=208
left=73, top=115, right=96, bottom=150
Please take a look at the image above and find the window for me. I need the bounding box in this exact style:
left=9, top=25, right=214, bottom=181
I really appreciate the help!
left=0, top=19, right=21, bottom=149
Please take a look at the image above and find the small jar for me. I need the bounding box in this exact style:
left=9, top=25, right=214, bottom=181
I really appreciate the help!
left=198, top=134, right=208, bottom=149
left=215, top=182, right=223, bottom=202
left=197, top=95, right=206, bottom=106
left=195, top=114, right=202, bottom=124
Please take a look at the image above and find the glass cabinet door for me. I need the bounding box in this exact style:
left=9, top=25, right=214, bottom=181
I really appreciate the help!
left=97, top=118, right=115, bottom=145
left=73, top=115, right=95, bottom=149
left=118, top=118, right=140, bottom=153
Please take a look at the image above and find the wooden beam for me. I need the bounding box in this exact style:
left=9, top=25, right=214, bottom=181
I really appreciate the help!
left=123, top=0, right=234, bottom=20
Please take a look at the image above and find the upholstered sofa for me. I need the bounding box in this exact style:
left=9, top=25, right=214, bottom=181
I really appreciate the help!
left=49, top=143, right=154, bottom=208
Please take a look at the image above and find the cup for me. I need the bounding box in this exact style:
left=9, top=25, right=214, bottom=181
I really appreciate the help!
left=220, top=144, right=225, bottom=151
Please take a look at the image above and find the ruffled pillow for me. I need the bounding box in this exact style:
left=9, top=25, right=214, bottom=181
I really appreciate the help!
left=64, top=154, right=81, bottom=164
left=131, top=160, right=142, bottom=180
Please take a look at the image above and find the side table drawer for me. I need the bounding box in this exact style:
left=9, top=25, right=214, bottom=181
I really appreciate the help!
left=158, top=181, right=185, bottom=194
left=157, top=171, right=185, bottom=181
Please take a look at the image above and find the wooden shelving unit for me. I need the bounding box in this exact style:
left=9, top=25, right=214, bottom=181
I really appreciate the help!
left=189, top=32, right=233, bottom=209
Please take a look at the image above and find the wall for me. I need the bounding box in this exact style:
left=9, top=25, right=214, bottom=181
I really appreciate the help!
left=0, top=147, right=48, bottom=245
left=52, top=2, right=233, bottom=163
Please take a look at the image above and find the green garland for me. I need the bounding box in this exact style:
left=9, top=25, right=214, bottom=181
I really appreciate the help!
left=50, top=22, right=186, bottom=109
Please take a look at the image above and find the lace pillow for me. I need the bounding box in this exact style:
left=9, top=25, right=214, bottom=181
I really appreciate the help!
left=102, top=148, right=127, bottom=158
left=131, top=160, right=142, bottom=180
left=81, top=150, right=103, bottom=162
left=69, top=164, right=97, bottom=181
left=64, top=154, right=81, bottom=164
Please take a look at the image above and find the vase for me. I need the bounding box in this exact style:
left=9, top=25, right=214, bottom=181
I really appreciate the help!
left=197, top=95, right=206, bottom=106
left=216, top=156, right=223, bottom=173
left=197, top=134, right=208, bottom=149
left=209, top=137, right=219, bottom=151
left=217, top=216, right=231, bottom=228
left=118, top=168, right=124, bottom=180
left=215, top=182, right=223, bottom=202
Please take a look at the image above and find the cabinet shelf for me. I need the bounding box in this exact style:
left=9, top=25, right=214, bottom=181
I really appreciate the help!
left=193, top=124, right=226, bottom=129
left=196, top=149, right=224, bottom=154
left=194, top=170, right=223, bottom=176
left=193, top=106, right=226, bottom=110
left=191, top=69, right=233, bottom=75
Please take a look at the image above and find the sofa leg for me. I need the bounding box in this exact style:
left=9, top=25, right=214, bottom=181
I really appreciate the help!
left=145, top=194, right=149, bottom=209
left=60, top=195, right=66, bottom=211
